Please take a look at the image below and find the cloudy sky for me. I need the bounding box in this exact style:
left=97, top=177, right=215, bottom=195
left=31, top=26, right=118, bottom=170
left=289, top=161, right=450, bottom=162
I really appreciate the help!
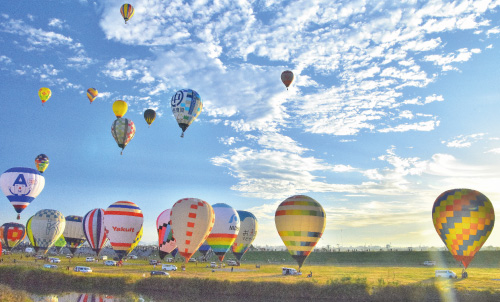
left=2, top=0, right=500, bottom=249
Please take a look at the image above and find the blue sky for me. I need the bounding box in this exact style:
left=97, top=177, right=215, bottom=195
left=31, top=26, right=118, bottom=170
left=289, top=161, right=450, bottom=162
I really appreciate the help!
left=2, top=0, right=500, bottom=249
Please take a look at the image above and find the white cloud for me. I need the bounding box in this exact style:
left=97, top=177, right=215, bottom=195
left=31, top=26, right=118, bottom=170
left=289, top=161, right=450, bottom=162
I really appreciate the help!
left=442, top=133, right=487, bottom=148
left=48, top=18, right=65, bottom=29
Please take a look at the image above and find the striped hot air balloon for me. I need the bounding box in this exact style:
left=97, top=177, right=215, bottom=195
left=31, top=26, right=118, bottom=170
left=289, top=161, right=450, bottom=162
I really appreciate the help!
left=231, top=211, right=258, bottom=262
left=104, top=201, right=143, bottom=260
left=170, top=198, right=214, bottom=263
left=0, top=222, right=26, bottom=252
left=432, top=188, right=495, bottom=269
left=83, top=208, right=108, bottom=256
left=87, top=88, right=98, bottom=104
left=275, top=195, right=326, bottom=269
left=198, top=240, right=211, bottom=257
left=156, top=209, right=177, bottom=260
left=120, top=4, right=135, bottom=24
left=206, top=203, right=239, bottom=261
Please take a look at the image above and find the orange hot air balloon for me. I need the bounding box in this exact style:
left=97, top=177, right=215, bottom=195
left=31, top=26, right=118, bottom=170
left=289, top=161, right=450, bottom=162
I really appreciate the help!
left=170, top=198, right=214, bottom=263
left=281, top=70, right=294, bottom=90
left=120, top=4, right=135, bottom=24
left=87, top=88, right=98, bottom=104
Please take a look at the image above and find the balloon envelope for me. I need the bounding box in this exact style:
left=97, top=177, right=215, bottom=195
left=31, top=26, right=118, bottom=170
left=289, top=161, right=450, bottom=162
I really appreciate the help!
left=111, top=118, right=136, bottom=154
left=83, top=208, right=108, bottom=256
left=198, top=241, right=211, bottom=257
left=156, top=209, right=177, bottom=260
left=87, top=88, right=98, bottom=103
left=0, top=222, right=26, bottom=251
left=26, top=216, right=38, bottom=252
left=281, top=70, right=294, bottom=90
left=112, top=100, right=128, bottom=118
left=144, top=109, right=156, bottom=127
left=30, top=209, right=66, bottom=254
left=432, top=188, right=495, bottom=269
left=275, top=195, right=326, bottom=269
left=232, top=211, right=258, bottom=261
left=170, top=198, right=214, bottom=262
left=120, top=4, right=135, bottom=23
left=54, top=235, right=66, bottom=253
left=35, top=154, right=49, bottom=173
left=38, top=87, right=51, bottom=104
left=63, top=215, right=86, bottom=255
left=0, top=167, right=45, bottom=220
left=104, top=201, right=144, bottom=260
left=206, top=203, right=240, bottom=261
left=170, top=89, right=203, bottom=137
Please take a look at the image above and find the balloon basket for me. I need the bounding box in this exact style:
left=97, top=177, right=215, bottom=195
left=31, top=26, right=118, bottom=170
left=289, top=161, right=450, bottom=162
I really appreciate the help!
left=17, top=214, right=20, bottom=220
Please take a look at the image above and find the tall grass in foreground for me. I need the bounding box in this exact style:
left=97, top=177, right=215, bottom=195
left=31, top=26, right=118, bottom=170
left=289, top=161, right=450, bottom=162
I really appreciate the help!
left=0, top=284, right=31, bottom=302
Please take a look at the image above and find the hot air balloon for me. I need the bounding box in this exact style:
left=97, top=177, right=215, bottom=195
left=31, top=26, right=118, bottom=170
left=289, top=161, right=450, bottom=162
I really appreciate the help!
left=38, top=87, right=51, bottom=105
left=63, top=215, right=86, bottom=255
left=53, top=235, right=66, bottom=253
left=281, top=70, right=294, bottom=90
left=232, top=211, right=258, bottom=262
left=111, top=118, right=136, bottom=155
left=104, top=201, right=144, bottom=261
left=432, top=188, right=495, bottom=270
left=29, top=209, right=66, bottom=254
left=35, top=154, right=49, bottom=174
left=87, top=88, right=98, bottom=104
left=156, top=209, right=177, bottom=260
left=0, top=222, right=26, bottom=252
left=120, top=4, right=135, bottom=24
left=0, top=167, right=45, bottom=220
left=206, top=203, right=240, bottom=261
left=171, top=247, right=178, bottom=258
left=275, top=195, right=326, bottom=269
left=198, top=241, right=211, bottom=258
left=144, top=109, right=156, bottom=127
left=170, top=198, right=214, bottom=263
left=112, top=100, right=128, bottom=118
left=25, top=215, right=38, bottom=252
left=170, top=89, right=203, bottom=137
left=83, top=208, right=108, bottom=256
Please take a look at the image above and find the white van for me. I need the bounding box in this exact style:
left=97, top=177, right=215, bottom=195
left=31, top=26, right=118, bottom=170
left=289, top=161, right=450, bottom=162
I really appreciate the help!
left=74, top=266, right=92, bottom=273
left=162, top=264, right=177, bottom=271
left=282, top=267, right=301, bottom=275
left=435, top=270, right=456, bottom=278
left=86, top=257, right=95, bottom=262
left=423, top=261, right=436, bottom=266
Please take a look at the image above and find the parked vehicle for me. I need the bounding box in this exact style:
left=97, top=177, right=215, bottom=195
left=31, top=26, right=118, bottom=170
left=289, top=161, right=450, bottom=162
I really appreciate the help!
left=227, top=260, right=238, bottom=266
left=162, top=264, right=177, bottom=271
left=48, top=257, right=61, bottom=263
left=435, top=270, right=457, bottom=278
left=282, top=267, right=301, bottom=275
left=86, top=257, right=95, bottom=262
left=210, top=262, right=217, bottom=268
left=25, top=248, right=33, bottom=253
left=423, top=261, right=436, bottom=266
left=101, top=256, right=108, bottom=260
left=43, top=264, right=58, bottom=269
left=104, top=260, right=117, bottom=266
left=149, top=259, right=160, bottom=265
left=66, top=254, right=73, bottom=259
left=150, top=271, right=169, bottom=276
left=129, top=255, right=138, bottom=259
left=74, top=266, right=92, bottom=273
left=188, top=258, right=197, bottom=262
left=165, top=258, right=174, bottom=263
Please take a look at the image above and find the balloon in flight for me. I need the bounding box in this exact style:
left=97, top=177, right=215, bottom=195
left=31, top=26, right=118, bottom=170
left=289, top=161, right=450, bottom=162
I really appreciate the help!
left=206, top=203, right=240, bottom=261
left=156, top=209, right=177, bottom=260
left=170, top=89, right=203, bottom=137
left=63, top=215, right=86, bottom=255
left=29, top=209, right=66, bottom=254
left=144, top=109, right=156, bottom=127
left=275, top=195, right=326, bottom=269
left=104, top=201, right=144, bottom=261
left=281, top=70, right=294, bottom=90
left=111, top=118, right=136, bottom=155
left=83, top=208, right=108, bottom=256
left=112, top=100, right=128, bottom=118
left=0, top=222, right=26, bottom=251
left=0, top=167, right=45, bottom=220
left=232, top=211, right=258, bottom=261
left=120, top=4, right=135, bottom=24
left=38, top=87, right=51, bottom=105
left=432, top=188, right=495, bottom=269
left=35, top=154, right=49, bottom=174
left=87, top=88, right=98, bottom=104
left=170, top=198, right=214, bottom=262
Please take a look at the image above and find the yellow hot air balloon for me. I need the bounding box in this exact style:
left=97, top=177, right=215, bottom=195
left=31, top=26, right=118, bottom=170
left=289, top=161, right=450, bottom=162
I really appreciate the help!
left=170, top=198, right=214, bottom=263
left=38, top=87, right=51, bottom=105
left=275, top=195, right=326, bottom=269
left=113, top=100, right=128, bottom=118
left=87, top=88, right=98, bottom=104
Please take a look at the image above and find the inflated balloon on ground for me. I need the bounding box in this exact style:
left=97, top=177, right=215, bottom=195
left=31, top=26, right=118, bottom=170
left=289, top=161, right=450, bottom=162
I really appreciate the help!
left=0, top=222, right=26, bottom=251
left=206, top=203, right=240, bottom=261
left=29, top=209, right=66, bottom=254
left=83, top=208, right=108, bottom=256
left=156, top=209, right=177, bottom=260
left=232, top=211, right=258, bottom=262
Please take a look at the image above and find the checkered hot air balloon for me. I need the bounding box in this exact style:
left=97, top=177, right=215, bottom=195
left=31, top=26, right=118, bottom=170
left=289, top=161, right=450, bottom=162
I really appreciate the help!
left=29, top=209, right=66, bottom=254
left=156, top=209, right=177, bottom=260
left=111, top=118, right=136, bottom=155
left=275, top=195, right=326, bottom=269
left=432, top=188, right=495, bottom=269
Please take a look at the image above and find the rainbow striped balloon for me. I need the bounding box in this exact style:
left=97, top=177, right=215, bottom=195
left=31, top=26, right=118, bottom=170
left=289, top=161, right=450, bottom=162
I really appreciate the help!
left=104, top=201, right=143, bottom=260
left=275, top=195, right=326, bottom=269
left=206, top=203, right=240, bottom=261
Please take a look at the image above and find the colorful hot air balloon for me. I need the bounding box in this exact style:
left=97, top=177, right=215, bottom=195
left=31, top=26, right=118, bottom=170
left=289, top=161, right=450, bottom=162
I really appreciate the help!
left=35, top=154, right=49, bottom=174
left=63, top=215, right=86, bottom=255
left=156, top=209, right=177, bottom=260
left=29, top=209, right=66, bottom=254
left=144, top=109, right=156, bottom=127
left=275, top=195, right=326, bottom=269
left=170, top=89, right=203, bottom=137
left=83, top=208, right=108, bottom=256
left=432, top=188, right=495, bottom=270
left=38, top=87, right=51, bottom=105
left=206, top=203, right=240, bottom=261
left=104, top=201, right=144, bottom=261
left=0, top=167, right=45, bottom=220
left=232, top=211, right=258, bottom=262
left=54, top=235, right=66, bottom=253
left=111, top=118, right=136, bottom=155
left=281, top=70, right=294, bottom=90
left=26, top=215, right=38, bottom=252
left=112, top=100, right=128, bottom=118
left=87, top=88, right=98, bottom=104
left=0, top=222, right=26, bottom=252
left=120, top=4, right=135, bottom=24
left=170, top=198, right=214, bottom=263
left=198, top=241, right=211, bottom=257
left=171, top=247, right=178, bottom=258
